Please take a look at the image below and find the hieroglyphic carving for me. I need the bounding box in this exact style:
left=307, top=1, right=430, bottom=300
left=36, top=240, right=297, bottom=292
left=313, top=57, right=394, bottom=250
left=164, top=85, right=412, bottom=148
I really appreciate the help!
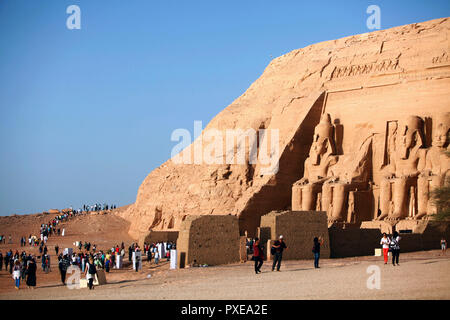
left=383, top=121, right=398, bottom=167
left=331, top=58, right=400, bottom=79
left=432, top=52, right=449, bottom=65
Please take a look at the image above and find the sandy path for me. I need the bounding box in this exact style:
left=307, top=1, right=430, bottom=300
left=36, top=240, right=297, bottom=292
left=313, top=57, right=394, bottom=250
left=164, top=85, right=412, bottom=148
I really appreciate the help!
left=1, top=250, right=449, bottom=300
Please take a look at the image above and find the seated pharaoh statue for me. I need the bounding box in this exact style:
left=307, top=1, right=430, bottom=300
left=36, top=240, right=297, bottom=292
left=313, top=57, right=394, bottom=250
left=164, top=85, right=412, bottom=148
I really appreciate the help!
left=292, top=113, right=338, bottom=211
left=416, top=112, right=450, bottom=219
left=377, top=115, right=427, bottom=221
left=322, top=138, right=373, bottom=223
left=292, top=112, right=373, bottom=224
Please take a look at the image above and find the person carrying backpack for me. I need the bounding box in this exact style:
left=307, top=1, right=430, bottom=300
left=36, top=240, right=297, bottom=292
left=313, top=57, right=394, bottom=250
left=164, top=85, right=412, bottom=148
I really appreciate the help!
left=390, top=231, right=401, bottom=266
left=58, top=255, right=70, bottom=285
left=86, top=258, right=97, bottom=290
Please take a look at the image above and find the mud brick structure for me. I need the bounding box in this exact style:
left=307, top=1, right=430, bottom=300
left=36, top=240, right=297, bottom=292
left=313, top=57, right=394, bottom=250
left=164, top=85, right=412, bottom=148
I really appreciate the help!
left=260, top=210, right=330, bottom=260
left=176, top=215, right=240, bottom=267
left=139, top=230, right=179, bottom=247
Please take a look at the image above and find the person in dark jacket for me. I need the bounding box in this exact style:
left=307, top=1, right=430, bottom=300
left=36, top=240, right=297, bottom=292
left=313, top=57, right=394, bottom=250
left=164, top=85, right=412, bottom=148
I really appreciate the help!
left=86, top=258, right=97, bottom=290
left=26, top=257, right=37, bottom=289
left=9, top=257, right=14, bottom=274
left=312, top=236, right=324, bottom=268
left=252, top=238, right=264, bottom=274
left=271, top=235, right=287, bottom=272
left=58, top=255, right=70, bottom=285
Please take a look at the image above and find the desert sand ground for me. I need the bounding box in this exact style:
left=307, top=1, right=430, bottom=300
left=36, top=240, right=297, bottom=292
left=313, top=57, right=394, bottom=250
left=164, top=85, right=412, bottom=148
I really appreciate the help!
left=1, top=211, right=449, bottom=300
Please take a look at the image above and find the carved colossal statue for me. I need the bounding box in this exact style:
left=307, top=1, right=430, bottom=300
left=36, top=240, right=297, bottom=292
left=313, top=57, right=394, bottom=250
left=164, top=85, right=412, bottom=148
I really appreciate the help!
left=378, top=116, right=427, bottom=220
left=416, top=112, right=450, bottom=219
left=323, top=138, right=372, bottom=222
left=292, top=112, right=372, bottom=223
left=292, top=113, right=338, bottom=211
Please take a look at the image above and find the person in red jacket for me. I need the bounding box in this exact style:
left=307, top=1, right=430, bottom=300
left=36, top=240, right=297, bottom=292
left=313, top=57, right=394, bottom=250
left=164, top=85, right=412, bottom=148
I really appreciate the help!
left=252, top=238, right=264, bottom=274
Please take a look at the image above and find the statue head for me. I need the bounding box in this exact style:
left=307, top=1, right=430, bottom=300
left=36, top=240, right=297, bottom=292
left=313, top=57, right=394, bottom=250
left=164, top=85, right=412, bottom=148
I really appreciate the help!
left=397, top=116, right=424, bottom=160
left=432, top=112, right=450, bottom=148
left=310, top=113, right=336, bottom=165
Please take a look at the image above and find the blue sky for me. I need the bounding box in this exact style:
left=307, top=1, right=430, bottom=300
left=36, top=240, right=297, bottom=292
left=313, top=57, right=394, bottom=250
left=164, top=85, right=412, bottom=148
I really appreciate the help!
left=0, top=0, right=449, bottom=215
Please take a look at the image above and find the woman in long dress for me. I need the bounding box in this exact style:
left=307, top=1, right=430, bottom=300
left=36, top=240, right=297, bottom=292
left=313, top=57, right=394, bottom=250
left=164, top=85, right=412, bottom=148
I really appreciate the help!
left=26, top=257, right=37, bottom=289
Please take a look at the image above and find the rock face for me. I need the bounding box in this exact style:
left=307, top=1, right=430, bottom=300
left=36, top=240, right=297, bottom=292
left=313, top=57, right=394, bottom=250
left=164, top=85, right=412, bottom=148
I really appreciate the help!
left=121, top=17, right=450, bottom=240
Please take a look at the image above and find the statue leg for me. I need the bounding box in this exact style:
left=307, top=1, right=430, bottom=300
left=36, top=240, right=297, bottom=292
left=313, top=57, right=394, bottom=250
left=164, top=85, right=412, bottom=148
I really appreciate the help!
left=292, top=184, right=302, bottom=211
left=427, top=175, right=443, bottom=216
left=378, top=178, right=390, bottom=220
left=330, top=183, right=347, bottom=222
left=301, top=184, right=316, bottom=211
left=415, top=175, right=429, bottom=219
left=390, top=177, right=408, bottom=220
left=322, top=183, right=332, bottom=219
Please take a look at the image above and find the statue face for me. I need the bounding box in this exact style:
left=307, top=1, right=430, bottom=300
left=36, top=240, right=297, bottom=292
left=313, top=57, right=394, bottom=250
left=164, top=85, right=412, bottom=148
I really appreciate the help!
left=397, top=122, right=422, bottom=160
left=433, top=123, right=449, bottom=148
left=310, top=133, right=328, bottom=165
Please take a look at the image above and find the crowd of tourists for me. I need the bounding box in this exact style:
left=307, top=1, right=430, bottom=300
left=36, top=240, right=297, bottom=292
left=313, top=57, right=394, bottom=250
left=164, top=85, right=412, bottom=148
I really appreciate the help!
left=130, top=241, right=176, bottom=266
left=0, top=249, right=38, bottom=289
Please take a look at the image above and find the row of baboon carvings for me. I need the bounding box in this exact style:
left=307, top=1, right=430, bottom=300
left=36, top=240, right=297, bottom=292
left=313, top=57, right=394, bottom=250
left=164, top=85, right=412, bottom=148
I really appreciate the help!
left=330, top=51, right=449, bottom=80
left=291, top=112, right=449, bottom=223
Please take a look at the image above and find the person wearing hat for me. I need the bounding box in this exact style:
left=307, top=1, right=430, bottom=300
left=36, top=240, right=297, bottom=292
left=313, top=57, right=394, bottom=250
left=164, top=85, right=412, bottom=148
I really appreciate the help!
left=271, top=235, right=287, bottom=272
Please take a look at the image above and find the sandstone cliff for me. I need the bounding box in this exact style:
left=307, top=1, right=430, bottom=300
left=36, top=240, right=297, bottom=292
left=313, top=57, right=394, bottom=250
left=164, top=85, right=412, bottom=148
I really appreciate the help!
left=119, top=17, right=450, bottom=239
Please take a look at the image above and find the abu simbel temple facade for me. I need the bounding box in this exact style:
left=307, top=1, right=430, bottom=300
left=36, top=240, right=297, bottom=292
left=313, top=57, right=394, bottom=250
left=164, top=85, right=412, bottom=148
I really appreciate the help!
left=118, top=18, right=450, bottom=265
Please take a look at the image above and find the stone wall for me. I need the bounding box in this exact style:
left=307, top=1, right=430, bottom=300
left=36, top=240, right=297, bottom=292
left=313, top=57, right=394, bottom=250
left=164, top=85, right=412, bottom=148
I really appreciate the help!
left=329, top=220, right=450, bottom=257
left=139, top=231, right=179, bottom=247
left=176, top=215, right=240, bottom=267
left=260, top=210, right=330, bottom=260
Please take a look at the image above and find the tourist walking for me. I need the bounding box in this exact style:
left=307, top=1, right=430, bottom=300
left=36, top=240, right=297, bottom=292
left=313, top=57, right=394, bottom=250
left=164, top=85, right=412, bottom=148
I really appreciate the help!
left=9, top=256, right=14, bottom=274
left=154, top=247, right=159, bottom=265
left=312, top=236, right=324, bottom=268
left=0, top=251, right=3, bottom=271
left=390, top=231, right=401, bottom=266
left=135, top=253, right=140, bottom=272
left=271, top=235, right=287, bottom=272
left=441, top=237, right=447, bottom=255
left=58, top=255, right=70, bottom=285
left=380, top=233, right=390, bottom=264
left=12, top=260, right=21, bottom=289
left=26, top=257, right=37, bottom=289
left=252, top=237, right=264, bottom=274
left=85, top=258, right=97, bottom=290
